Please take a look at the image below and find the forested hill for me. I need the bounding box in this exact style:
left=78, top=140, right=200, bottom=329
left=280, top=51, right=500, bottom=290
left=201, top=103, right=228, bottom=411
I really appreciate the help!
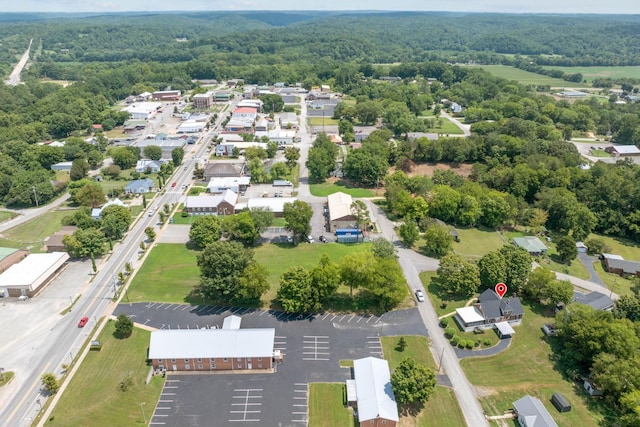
left=2, top=12, right=640, bottom=68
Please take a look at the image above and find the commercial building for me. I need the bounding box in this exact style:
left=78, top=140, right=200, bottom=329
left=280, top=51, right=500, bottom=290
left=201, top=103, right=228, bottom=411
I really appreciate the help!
left=152, top=90, right=181, bottom=101
left=247, top=197, right=297, bottom=217
left=348, top=357, right=399, bottom=427
left=122, top=102, right=162, bottom=120
left=0, top=252, right=70, bottom=297
left=206, top=177, right=251, bottom=195
left=185, top=190, right=238, bottom=216
left=327, top=192, right=356, bottom=233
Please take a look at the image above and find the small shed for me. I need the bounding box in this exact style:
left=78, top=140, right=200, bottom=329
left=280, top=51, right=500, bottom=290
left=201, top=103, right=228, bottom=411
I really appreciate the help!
left=583, top=379, right=603, bottom=397
left=495, top=321, right=515, bottom=339
left=576, top=241, right=588, bottom=253
left=551, top=393, right=571, bottom=413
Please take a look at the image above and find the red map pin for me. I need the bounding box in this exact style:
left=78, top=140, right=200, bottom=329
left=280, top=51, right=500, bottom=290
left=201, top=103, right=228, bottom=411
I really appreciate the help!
left=495, top=282, right=507, bottom=298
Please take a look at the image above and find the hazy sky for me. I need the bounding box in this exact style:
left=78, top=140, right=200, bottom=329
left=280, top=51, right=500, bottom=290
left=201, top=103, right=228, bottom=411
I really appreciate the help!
left=4, top=0, right=640, bottom=14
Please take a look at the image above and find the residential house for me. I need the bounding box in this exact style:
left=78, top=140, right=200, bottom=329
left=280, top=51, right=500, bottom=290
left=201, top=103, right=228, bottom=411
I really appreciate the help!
left=602, top=253, right=640, bottom=277
left=513, top=395, right=558, bottom=427
left=454, top=288, right=524, bottom=332
left=185, top=190, right=237, bottom=216
left=125, top=178, right=155, bottom=194
left=46, top=226, right=78, bottom=252
left=203, top=163, right=245, bottom=181
left=327, top=192, right=357, bottom=233
left=135, top=159, right=164, bottom=173
left=215, top=144, right=236, bottom=157
left=513, top=236, right=548, bottom=256
left=148, top=327, right=275, bottom=372
left=91, top=198, right=128, bottom=220
left=350, top=357, right=399, bottom=427
left=572, top=291, right=614, bottom=311
left=50, top=161, right=73, bottom=172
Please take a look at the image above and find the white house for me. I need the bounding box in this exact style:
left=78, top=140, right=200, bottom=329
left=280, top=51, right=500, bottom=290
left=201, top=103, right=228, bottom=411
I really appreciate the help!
left=135, top=159, right=164, bottom=173
left=352, top=357, right=399, bottom=426
left=91, top=198, right=128, bottom=219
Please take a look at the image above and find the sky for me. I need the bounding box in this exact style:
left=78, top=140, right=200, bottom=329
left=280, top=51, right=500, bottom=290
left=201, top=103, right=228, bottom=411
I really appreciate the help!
left=3, top=0, right=640, bottom=14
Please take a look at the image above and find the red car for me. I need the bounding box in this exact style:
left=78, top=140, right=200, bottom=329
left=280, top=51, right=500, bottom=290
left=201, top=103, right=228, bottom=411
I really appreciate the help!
left=171, top=182, right=177, bottom=187
left=78, top=316, right=89, bottom=328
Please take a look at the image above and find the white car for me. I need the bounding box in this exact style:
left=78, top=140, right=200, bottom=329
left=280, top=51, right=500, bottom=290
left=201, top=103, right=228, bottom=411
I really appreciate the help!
left=415, top=289, right=425, bottom=303
left=306, top=236, right=315, bottom=243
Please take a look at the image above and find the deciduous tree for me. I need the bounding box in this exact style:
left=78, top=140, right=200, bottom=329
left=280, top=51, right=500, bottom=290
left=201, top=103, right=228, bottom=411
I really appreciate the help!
left=283, top=200, right=312, bottom=243
left=189, top=215, right=222, bottom=249
left=391, top=358, right=436, bottom=406
left=436, top=253, right=480, bottom=297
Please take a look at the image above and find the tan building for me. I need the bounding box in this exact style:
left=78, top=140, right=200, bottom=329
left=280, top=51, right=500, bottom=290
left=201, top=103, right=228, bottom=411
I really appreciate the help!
left=192, top=92, right=213, bottom=109
left=149, top=327, right=276, bottom=373
left=327, top=191, right=356, bottom=233
left=46, top=226, right=78, bottom=252
left=152, top=90, right=181, bottom=101
left=0, top=252, right=70, bottom=297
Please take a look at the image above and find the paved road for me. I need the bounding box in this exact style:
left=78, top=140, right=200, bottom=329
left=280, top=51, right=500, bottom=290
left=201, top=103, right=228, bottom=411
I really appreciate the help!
left=0, top=194, right=70, bottom=234
left=577, top=252, right=606, bottom=286
left=440, top=110, right=471, bottom=137
left=5, top=38, right=32, bottom=86
left=455, top=337, right=512, bottom=359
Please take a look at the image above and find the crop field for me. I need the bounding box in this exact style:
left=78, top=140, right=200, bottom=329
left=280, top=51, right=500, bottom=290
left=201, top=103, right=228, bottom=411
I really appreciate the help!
left=467, top=65, right=589, bottom=87
left=541, top=66, right=640, bottom=83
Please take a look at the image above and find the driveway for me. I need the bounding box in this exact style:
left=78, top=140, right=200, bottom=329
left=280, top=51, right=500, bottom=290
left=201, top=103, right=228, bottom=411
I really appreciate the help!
left=576, top=253, right=605, bottom=287
left=455, top=337, right=512, bottom=359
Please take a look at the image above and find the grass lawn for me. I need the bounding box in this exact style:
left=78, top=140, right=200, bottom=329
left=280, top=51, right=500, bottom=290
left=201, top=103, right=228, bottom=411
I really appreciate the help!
left=589, top=149, right=611, bottom=158
left=461, top=304, right=603, bottom=427
left=309, top=181, right=375, bottom=197
left=420, top=271, right=471, bottom=318
left=424, top=118, right=464, bottom=135
left=308, top=383, right=356, bottom=427
left=0, top=371, right=14, bottom=387
left=381, top=335, right=435, bottom=370
left=592, top=262, right=635, bottom=296
left=272, top=217, right=287, bottom=227
left=0, top=211, right=17, bottom=223
left=586, top=233, right=640, bottom=260
left=46, top=322, right=164, bottom=426
left=126, top=243, right=200, bottom=304
left=541, top=65, right=640, bottom=83
left=451, top=227, right=505, bottom=260
left=0, top=209, right=73, bottom=250
left=307, top=117, right=339, bottom=126
left=466, top=65, right=588, bottom=87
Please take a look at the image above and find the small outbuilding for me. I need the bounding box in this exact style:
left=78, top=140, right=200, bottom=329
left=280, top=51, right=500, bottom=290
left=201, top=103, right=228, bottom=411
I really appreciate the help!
left=495, top=321, right=516, bottom=339
left=551, top=393, right=571, bottom=413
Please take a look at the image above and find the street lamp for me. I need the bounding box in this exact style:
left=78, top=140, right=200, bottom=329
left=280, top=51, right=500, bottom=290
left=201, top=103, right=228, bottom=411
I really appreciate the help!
left=140, top=402, right=147, bottom=423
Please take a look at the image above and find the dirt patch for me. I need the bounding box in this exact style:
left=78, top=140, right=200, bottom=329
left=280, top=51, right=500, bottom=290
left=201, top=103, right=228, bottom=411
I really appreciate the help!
left=391, top=162, right=474, bottom=178
left=475, top=386, right=497, bottom=398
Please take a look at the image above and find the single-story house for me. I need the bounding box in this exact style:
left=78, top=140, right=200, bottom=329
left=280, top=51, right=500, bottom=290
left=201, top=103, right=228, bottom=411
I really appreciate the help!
left=247, top=197, right=297, bottom=217
left=135, top=159, right=164, bottom=173
left=125, top=178, right=155, bottom=194
left=45, top=226, right=78, bottom=252
left=605, top=145, right=640, bottom=157
left=602, top=253, right=640, bottom=277
left=91, top=198, right=128, bottom=220
left=148, top=326, right=276, bottom=372
left=203, top=163, right=245, bottom=181
left=513, top=395, right=558, bottom=427
left=576, top=241, right=588, bottom=253
left=454, top=288, right=524, bottom=332
left=184, top=190, right=237, bottom=216
left=50, top=161, right=73, bottom=172
left=0, top=252, right=70, bottom=297
left=513, top=236, right=548, bottom=256
left=207, top=177, right=251, bottom=195
left=572, top=291, right=614, bottom=311
left=327, top=192, right=357, bottom=233
left=350, top=357, right=399, bottom=427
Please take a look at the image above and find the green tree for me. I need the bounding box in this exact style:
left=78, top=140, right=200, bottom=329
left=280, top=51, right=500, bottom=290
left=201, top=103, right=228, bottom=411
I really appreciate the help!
left=371, top=238, right=398, bottom=259
left=306, top=133, right=338, bottom=183
left=355, top=100, right=380, bottom=125
left=499, top=245, right=531, bottom=293
left=556, top=235, right=578, bottom=264
left=436, top=253, right=480, bottom=297
left=361, top=258, right=407, bottom=311
left=249, top=207, right=275, bottom=233
left=269, top=162, right=290, bottom=181
left=391, top=357, right=436, bottom=406
left=399, top=220, right=420, bottom=247
left=247, top=157, right=270, bottom=183
left=62, top=228, right=107, bottom=259
left=523, top=266, right=555, bottom=301
left=237, top=262, right=270, bottom=303
left=41, top=373, right=60, bottom=395
left=259, top=94, right=285, bottom=113
left=614, top=294, right=640, bottom=321
left=350, top=200, right=370, bottom=240
left=196, top=241, right=255, bottom=302
left=310, top=254, right=341, bottom=305
left=422, top=224, right=453, bottom=258
left=70, top=157, right=90, bottom=181
left=171, top=147, right=184, bottom=166
left=477, top=251, right=507, bottom=289
left=283, top=200, right=312, bottom=243
left=284, top=146, right=300, bottom=168
left=75, top=182, right=106, bottom=208
left=144, top=226, right=156, bottom=242
left=277, top=266, right=314, bottom=313
left=114, top=313, right=134, bottom=339
left=110, top=146, right=139, bottom=169
left=189, top=215, right=222, bottom=249
left=540, top=279, right=573, bottom=307
left=266, top=140, right=279, bottom=158
left=143, top=145, right=163, bottom=161
left=340, top=252, right=376, bottom=297
left=244, top=146, right=268, bottom=160
left=100, top=205, right=132, bottom=240
left=221, top=211, right=260, bottom=246
left=428, top=185, right=461, bottom=223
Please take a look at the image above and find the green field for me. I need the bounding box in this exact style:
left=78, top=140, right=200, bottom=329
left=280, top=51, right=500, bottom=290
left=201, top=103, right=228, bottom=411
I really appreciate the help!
left=420, top=271, right=470, bottom=318
left=424, top=118, right=465, bottom=135
left=0, top=209, right=73, bottom=251
left=47, top=322, right=164, bottom=426
left=307, top=117, right=339, bottom=126
left=461, top=304, right=603, bottom=427
left=381, top=335, right=435, bottom=370
left=541, top=66, right=640, bottom=83
left=0, top=211, right=17, bottom=223
left=467, top=65, right=589, bottom=88
left=451, top=227, right=506, bottom=260
left=0, top=371, right=14, bottom=388
left=309, top=181, right=376, bottom=197
left=308, top=383, right=356, bottom=427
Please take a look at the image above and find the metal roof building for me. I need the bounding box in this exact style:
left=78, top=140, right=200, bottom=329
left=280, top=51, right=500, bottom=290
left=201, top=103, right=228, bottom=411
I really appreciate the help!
left=513, top=236, right=548, bottom=255
left=0, top=252, right=69, bottom=297
left=353, top=357, right=399, bottom=425
left=513, top=395, right=558, bottom=427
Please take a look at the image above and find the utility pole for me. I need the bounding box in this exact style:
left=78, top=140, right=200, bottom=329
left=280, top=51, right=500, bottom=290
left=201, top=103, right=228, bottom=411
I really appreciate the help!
left=32, top=186, right=38, bottom=207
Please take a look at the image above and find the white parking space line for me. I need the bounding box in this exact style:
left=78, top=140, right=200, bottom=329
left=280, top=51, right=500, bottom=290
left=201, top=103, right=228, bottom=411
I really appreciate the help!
left=229, top=388, right=263, bottom=422
left=302, top=336, right=330, bottom=361
left=156, top=303, right=165, bottom=309
left=291, top=383, right=308, bottom=425
left=181, top=305, right=190, bottom=311
left=172, top=305, right=181, bottom=310
left=164, top=304, right=173, bottom=309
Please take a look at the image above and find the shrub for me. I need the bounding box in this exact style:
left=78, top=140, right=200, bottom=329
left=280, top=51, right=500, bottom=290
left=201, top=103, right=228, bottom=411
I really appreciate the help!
left=450, top=335, right=460, bottom=346
left=114, top=314, right=133, bottom=339
left=118, top=373, right=134, bottom=392
left=483, top=338, right=492, bottom=346
left=475, top=340, right=481, bottom=347
left=444, top=328, right=456, bottom=339
left=440, top=318, right=449, bottom=328
left=457, top=340, right=466, bottom=349
left=465, top=340, right=474, bottom=349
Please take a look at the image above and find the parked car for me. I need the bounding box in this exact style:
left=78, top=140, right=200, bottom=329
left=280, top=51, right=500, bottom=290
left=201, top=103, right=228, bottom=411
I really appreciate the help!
left=306, top=236, right=315, bottom=243
left=78, top=316, right=89, bottom=327
left=319, top=235, right=328, bottom=243
left=415, top=290, right=425, bottom=303
left=286, top=236, right=293, bottom=244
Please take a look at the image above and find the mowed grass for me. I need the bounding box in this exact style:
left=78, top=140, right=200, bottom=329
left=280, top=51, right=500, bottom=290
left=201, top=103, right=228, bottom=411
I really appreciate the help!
left=381, top=335, right=466, bottom=427
left=126, top=243, right=200, bottom=303
left=0, top=210, right=17, bottom=223
left=461, top=304, right=603, bottom=427
left=47, top=322, right=164, bottom=426
left=420, top=271, right=470, bottom=318
left=309, top=181, right=376, bottom=197
left=308, top=383, right=356, bottom=427
left=541, top=66, right=640, bottom=83
left=307, top=117, right=339, bottom=126
left=0, top=209, right=73, bottom=250
left=424, top=118, right=465, bottom=135
left=467, top=65, right=588, bottom=87
left=452, top=227, right=505, bottom=259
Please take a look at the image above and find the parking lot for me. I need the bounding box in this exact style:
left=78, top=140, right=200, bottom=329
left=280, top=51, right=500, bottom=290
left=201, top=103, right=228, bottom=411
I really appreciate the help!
left=115, top=303, right=426, bottom=426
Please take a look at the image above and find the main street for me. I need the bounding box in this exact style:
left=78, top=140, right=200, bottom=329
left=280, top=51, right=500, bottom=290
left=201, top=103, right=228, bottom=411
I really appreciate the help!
left=0, top=95, right=236, bottom=427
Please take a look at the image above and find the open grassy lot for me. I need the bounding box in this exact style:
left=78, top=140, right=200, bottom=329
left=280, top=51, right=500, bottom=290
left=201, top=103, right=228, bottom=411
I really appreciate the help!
left=420, top=271, right=470, bottom=318
left=0, top=210, right=17, bottom=223
left=587, top=233, right=640, bottom=260
left=541, top=66, right=640, bottom=83
left=126, top=243, right=200, bottom=304
left=424, top=118, right=465, bottom=135
left=46, top=322, right=164, bottom=426
left=307, top=117, right=339, bottom=126
left=461, top=304, right=603, bottom=427
left=0, top=209, right=73, bottom=251
left=467, top=65, right=589, bottom=88
left=309, top=383, right=356, bottom=427
left=593, top=262, right=635, bottom=297
left=309, top=180, right=376, bottom=197
left=381, top=335, right=435, bottom=370
left=451, top=227, right=505, bottom=260
left=589, top=149, right=611, bottom=157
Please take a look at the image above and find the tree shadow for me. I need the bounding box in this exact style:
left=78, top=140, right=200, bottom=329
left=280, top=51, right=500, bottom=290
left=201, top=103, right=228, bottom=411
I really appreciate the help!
left=398, top=401, right=426, bottom=418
